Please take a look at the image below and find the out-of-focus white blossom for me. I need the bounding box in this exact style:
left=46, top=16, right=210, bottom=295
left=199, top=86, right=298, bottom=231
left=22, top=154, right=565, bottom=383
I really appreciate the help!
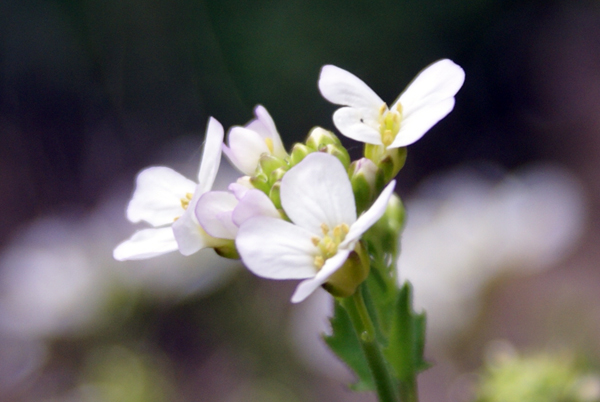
left=398, top=164, right=586, bottom=346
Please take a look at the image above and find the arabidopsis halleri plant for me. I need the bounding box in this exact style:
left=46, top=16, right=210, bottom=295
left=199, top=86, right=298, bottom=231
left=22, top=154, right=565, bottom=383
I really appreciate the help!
left=223, top=105, right=288, bottom=175
left=113, top=117, right=228, bottom=260
left=318, top=59, right=465, bottom=149
left=114, top=58, right=465, bottom=402
left=236, top=153, right=396, bottom=303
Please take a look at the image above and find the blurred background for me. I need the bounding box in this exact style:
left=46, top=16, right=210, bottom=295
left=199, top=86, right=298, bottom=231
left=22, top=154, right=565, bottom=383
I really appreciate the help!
left=1, top=0, right=600, bottom=400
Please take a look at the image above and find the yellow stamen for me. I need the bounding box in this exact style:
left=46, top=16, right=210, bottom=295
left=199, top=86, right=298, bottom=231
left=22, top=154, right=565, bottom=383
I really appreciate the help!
left=321, top=223, right=330, bottom=236
left=311, top=236, right=320, bottom=246
left=180, top=192, right=193, bottom=210
left=264, top=137, right=274, bottom=154
left=314, top=255, right=325, bottom=269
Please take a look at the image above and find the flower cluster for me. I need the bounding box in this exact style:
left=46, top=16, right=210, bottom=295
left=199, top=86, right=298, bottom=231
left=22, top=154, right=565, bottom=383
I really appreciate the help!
left=114, top=59, right=465, bottom=303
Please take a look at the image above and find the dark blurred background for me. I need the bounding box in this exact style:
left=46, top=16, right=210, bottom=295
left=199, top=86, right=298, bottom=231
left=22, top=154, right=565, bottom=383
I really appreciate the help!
left=1, top=0, right=600, bottom=401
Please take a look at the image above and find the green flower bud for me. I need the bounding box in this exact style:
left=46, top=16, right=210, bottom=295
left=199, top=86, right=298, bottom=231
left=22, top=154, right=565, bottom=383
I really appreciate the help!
left=378, top=147, right=407, bottom=182
left=306, top=127, right=342, bottom=150
left=289, top=143, right=312, bottom=166
left=322, top=242, right=369, bottom=298
left=269, top=180, right=282, bottom=209
left=349, top=158, right=378, bottom=214
left=321, top=144, right=351, bottom=170
left=258, top=154, right=288, bottom=175
left=249, top=174, right=270, bottom=194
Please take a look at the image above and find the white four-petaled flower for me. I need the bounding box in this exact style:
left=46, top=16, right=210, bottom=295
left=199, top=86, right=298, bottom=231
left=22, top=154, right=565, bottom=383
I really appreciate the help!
left=222, top=105, right=287, bottom=175
left=318, top=59, right=465, bottom=148
left=236, top=152, right=396, bottom=303
left=113, top=117, right=228, bottom=260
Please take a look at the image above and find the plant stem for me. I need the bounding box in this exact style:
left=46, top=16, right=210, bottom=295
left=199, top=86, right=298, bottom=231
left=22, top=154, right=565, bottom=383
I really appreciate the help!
left=343, top=288, right=398, bottom=402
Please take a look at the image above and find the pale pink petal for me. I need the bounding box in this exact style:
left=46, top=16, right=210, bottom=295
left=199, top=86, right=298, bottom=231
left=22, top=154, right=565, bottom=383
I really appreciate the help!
left=333, top=107, right=382, bottom=145
left=236, top=217, right=318, bottom=280
left=232, top=189, right=280, bottom=227
left=197, top=117, right=225, bottom=193
left=291, top=250, right=352, bottom=303
left=126, top=167, right=196, bottom=227
left=318, top=65, right=384, bottom=109
left=113, top=227, right=179, bottom=260
left=195, top=191, right=239, bottom=239
left=395, top=59, right=465, bottom=117
left=281, top=153, right=356, bottom=234
left=343, top=180, right=396, bottom=247
left=389, top=98, right=455, bottom=148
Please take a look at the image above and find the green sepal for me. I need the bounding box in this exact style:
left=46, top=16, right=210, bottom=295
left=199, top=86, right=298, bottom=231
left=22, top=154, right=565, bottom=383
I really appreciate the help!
left=383, top=281, right=430, bottom=381
left=289, top=143, right=312, bottom=166
left=324, top=301, right=375, bottom=391
left=258, top=154, right=287, bottom=175
left=269, top=180, right=282, bottom=209
left=306, top=127, right=342, bottom=150
left=322, top=144, right=351, bottom=170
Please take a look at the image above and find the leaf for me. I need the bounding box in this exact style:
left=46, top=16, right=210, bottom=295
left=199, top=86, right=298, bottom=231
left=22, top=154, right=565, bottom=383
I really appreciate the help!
left=324, top=300, right=375, bottom=391
left=383, top=281, right=430, bottom=381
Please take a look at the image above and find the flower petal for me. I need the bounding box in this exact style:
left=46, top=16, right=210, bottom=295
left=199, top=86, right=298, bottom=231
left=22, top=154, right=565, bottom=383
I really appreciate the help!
left=236, top=217, right=318, bottom=280
left=390, top=98, right=456, bottom=148
left=232, top=189, right=280, bottom=227
left=113, top=227, right=179, bottom=260
left=281, top=153, right=356, bottom=233
left=318, top=65, right=384, bottom=109
left=333, top=107, right=383, bottom=145
left=126, top=167, right=196, bottom=227
left=224, top=126, right=270, bottom=175
left=395, top=59, right=465, bottom=118
left=197, top=117, right=225, bottom=193
left=343, top=180, right=396, bottom=247
left=172, top=208, right=223, bottom=256
left=195, top=191, right=240, bottom=239
left=248, top=105, right=287, bottom=158
left=291, top=249, right=352, bottom=303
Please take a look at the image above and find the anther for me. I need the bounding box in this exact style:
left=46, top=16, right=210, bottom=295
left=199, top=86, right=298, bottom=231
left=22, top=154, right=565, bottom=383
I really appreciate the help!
left=264, top=137, right=274, bottom=154
left=321, top=223, right=330, bottom=235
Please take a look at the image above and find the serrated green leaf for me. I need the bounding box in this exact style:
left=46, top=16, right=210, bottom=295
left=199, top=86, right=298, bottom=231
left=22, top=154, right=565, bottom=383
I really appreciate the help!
left=324, top=301, right=375, bottom=391
left=383, top=281, right=430, bottom=381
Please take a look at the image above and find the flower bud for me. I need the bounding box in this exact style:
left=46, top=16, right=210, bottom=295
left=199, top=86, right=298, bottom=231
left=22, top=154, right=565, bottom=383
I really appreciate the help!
left=289, top=143, right=312, bottom=166
left=349, top=158, right=378, bottom=214
left=321, top=144, right=351, bottom=170
left=249, top=174, right=270, bottom=194
left=322, top=242, right=369, bottom=298
left=378, top=147, right=407, bottom=182
left=305, top=127, right=342, bottom=150
left=269, top=180, right=282, bottom=209
left=258, top=154, right=288, bottom=175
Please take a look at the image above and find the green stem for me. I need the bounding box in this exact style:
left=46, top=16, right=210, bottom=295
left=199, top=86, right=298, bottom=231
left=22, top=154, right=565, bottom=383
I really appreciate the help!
left=343, top=288, right=398, bottom=402
left=399, top=378, right=418, bottom=402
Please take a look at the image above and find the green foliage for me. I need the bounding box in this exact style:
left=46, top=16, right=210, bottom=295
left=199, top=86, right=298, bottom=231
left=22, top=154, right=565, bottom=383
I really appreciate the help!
left=324, top=301, right=376, bottom=391
left=383, top=283, right=430, bottom=381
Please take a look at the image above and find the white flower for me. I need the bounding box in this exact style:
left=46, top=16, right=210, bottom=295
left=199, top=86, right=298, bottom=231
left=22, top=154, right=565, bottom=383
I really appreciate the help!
left=222, top=105, right=287, bottom=175
left=236, top=152, right=396, bottom=303
left=113, top=117, right=228, bottom=260
left=318, top=59, right=465, bottom=148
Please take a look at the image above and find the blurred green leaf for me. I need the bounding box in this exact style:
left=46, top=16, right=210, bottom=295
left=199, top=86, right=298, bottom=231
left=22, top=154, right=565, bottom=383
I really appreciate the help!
left=383, top=282, right=430, bottom=382
left=324, top=300, right=375, bottom=391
